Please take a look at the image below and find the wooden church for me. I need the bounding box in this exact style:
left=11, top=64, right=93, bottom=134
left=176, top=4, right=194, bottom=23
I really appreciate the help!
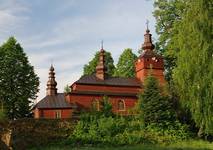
left=33, top=28, right=165, bottom=119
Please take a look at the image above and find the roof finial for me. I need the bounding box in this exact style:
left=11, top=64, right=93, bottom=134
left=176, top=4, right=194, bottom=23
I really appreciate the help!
left=101, top=40, right=104, bottom=50
left=146, top=19, right=150, bottom=32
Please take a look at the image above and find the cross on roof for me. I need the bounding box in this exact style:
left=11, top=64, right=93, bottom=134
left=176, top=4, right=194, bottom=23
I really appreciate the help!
left=146, top=19, right=149, bottom=30
left=101, top=40, right=104, bottom=50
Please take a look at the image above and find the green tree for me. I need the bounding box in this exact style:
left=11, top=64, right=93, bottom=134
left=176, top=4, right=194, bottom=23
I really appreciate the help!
left=83, top=51, right=115, bottom=76
left=64, top=84, right=71, bottom=94
left=153, top=0, right=187, bottom=81
left=172, top=0, right=213, bottom=136
left=114, top=48, right=137, bottom=77
left=0, top=37, right=39, bottom=119
left=139, top=75, right=175, bottom=127
left=100, top=96, right=113, bottom=117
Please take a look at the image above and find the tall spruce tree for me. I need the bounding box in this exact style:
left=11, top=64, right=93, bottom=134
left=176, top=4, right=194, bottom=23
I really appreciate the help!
left=83, top=51, right=115, bottom=76
left=139, top=75, right=175, bottom=126
left=0, top=37, right=39, bottom=119
left=172, top=0, right=213, bottom=136
left=114, top=48, right=137, bottom=78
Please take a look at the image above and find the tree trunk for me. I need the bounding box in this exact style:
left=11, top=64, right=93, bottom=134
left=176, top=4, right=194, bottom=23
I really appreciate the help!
left=198, top=122, right=204, bottom=138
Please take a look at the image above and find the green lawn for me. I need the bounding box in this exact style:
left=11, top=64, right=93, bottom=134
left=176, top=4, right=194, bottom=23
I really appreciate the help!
left=31, top=140, right=213, bottom=150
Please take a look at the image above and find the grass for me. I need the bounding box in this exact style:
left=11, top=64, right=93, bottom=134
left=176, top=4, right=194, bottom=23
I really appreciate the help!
left=30, top=140, right=213, bottom=150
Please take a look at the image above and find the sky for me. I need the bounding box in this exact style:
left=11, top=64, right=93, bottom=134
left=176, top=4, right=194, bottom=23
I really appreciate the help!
left=0, top=0, right=157, bottom=101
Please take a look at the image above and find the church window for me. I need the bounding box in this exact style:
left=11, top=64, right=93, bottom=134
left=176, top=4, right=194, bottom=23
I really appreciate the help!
left=118, top=100, right=125, bottom=111
left=55, top=110, right=61, bottom=118
left=91, top=100, right=100, bottom=111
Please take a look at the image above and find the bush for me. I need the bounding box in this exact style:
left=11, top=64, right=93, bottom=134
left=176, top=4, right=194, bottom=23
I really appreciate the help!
left=145, top=121, right=191, bottom=144
left=68, top=112, right=191, bottom=146
left=69, top=114, right=147, bottom=146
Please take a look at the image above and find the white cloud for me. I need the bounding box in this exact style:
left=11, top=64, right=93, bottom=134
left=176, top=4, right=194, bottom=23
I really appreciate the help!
left=0, top=1, right=29, bottom=36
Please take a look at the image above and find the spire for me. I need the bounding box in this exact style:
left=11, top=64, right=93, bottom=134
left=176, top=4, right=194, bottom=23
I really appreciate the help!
left=142, top=21, right=155, bottom=51
left=146, top=19, right=149, bottom=32
left=96, top=43, right=107, bottom=80
left=46, top=64, right=57, bottom=96
left=101, top=40, right=104, bottom=50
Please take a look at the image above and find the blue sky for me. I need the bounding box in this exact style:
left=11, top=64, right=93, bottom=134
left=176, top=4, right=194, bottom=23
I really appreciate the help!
left=0, top=0, right=157, bottom=100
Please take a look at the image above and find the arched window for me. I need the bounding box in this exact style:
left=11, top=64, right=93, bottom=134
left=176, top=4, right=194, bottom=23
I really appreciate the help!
left=55, top=110, right=61, bottom=119
left=118, top=100, right=125, bottom=111
left=91, top=99, right=100, bottom=111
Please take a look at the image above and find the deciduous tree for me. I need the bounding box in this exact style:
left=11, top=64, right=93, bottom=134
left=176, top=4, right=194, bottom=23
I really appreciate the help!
left=114, top=48, right=137, bottom=77
left=153, top=0, right=187, bottom=81
left=83, top=51, right=115, bottom=76
left=172, top=0, right=213, bottom=136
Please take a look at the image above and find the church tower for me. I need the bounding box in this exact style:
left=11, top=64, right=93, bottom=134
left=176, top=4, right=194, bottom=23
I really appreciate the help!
left=96, top=43, right=107, bottom=80
left=135, top=28, right=165, bottom=84
left=46, top=64, right=58, bottom=95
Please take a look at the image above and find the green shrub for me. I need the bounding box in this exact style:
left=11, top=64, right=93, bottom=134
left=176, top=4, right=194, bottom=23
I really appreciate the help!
left=69, top=113, right=191, bottom=146
left=145, top=121, right=191, bottom=144
left=69, top=115, right=149, bottom=146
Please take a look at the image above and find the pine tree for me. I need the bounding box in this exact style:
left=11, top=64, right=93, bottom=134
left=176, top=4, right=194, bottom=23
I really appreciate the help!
left=173, top=0, right=213, bottom=136
left=114, top=48, right=137, bottom=77
left=0, top=37, right=39, bottom=119
left=83, top=51, right=115, bottom=76
left=139, top=75, right=175, bottom=126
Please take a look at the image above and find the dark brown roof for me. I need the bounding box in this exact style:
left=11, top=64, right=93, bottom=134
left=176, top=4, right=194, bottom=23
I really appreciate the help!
left=35, top=93, right=73, bottom=109
left=75, top=74, right=141, bottom=87
left=71, top=91, right=138, bottom=97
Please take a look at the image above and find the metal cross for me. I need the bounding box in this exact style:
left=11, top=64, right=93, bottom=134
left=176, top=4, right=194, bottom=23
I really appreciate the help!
left=101, top=40, right=104, bottom=50
left=146, top=19, right=149, bottom=30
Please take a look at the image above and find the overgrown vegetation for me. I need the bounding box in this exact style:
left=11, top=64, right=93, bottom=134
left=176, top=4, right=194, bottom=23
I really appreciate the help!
left=67, top=77, right=190, bottom=146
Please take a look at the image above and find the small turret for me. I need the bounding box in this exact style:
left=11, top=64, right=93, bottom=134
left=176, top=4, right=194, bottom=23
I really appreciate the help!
left=96, top=41, right=107, bottom=80
left=46, top=64, right=57, bottom=95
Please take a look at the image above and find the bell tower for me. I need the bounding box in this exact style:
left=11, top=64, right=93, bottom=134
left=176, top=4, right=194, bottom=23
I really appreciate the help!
left=46, top=64, right=57, bottom=95
left=135, top=28, right=165, bottom=84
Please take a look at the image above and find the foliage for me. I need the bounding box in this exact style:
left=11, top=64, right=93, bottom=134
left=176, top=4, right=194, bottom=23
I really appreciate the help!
left=99, top=96, right=113, bottom=117
left=172, top=0, right=213, bottom=136
left=69, top=116, right=146, bottom=146
left=69, top=114, right=190, bottom=146
left=89, top=96, right=114, bottom=117
left=138, top=75, right=176, bottom=127
left=83, top=51, right=115, bottom=76
left=30, top=140, right=213, bottom=150
left=153, top=0, right=187, bottom=81
left=114, top=48, right=137, bottom=77
left=64, top=84, right=71, bottom=94
left=145, top=122, right=190, bottom=144
left=0, top=37, right=39, bottom=119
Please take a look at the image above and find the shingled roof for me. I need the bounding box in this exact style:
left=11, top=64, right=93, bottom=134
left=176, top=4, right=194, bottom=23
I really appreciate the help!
left=75, top=74, right=141, bottom=87
left=35, top=93, right=73, bottom=109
